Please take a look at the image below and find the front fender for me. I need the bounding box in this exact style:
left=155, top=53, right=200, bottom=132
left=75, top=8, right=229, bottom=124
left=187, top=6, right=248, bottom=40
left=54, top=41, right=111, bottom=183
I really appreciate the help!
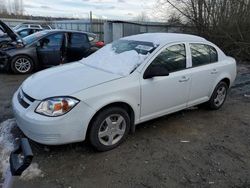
left=73, top=74, right=141, bottom=125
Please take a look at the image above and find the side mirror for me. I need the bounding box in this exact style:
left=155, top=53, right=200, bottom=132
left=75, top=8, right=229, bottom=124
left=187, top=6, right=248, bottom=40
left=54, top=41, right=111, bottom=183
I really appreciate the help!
left=143, top=65, right=169, bottom=79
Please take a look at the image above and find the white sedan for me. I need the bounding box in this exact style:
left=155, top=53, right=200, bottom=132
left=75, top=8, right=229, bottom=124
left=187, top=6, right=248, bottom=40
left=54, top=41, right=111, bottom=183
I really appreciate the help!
left=12, top=33, right=237, bottom=151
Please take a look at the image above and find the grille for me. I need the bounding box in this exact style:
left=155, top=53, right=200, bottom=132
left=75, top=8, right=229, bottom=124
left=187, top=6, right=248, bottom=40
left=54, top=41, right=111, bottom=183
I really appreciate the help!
left=18, top=90, right=35, bottom=108
left=22, top=91, right=35, bottom=102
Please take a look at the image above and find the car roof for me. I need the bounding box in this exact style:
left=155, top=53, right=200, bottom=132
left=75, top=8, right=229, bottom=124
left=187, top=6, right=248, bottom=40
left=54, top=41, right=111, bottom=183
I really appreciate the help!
left=41, top=29, right=96, bottom=36
left=16, top=27, right=43, bottom=31
left=22, top=29, right=97, bottom=45
left=122, top=33, right=207, bottom=45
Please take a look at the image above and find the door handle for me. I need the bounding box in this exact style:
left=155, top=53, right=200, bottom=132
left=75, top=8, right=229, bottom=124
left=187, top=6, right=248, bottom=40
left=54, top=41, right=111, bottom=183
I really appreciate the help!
left=179, top=76, right=190, bottom=82
left=211, top=69, right=218, bottom=74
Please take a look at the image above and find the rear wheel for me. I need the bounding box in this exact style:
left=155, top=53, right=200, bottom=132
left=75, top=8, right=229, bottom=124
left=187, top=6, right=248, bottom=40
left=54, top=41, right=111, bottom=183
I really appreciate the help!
left=89, top=107, right=130, bottom=151
left=11, top=55, right=34, bottom=74
left=207, top=81, right=228, bottom=110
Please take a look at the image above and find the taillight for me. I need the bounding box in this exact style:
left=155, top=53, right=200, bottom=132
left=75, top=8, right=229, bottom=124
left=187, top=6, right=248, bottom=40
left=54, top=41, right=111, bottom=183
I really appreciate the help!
left=95, top=41, right=104, bottom=48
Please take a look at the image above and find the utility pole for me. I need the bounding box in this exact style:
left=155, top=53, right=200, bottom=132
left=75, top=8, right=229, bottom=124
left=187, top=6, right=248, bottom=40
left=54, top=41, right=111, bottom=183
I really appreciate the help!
left=90, top=11, right=93, bottom=32
left=20, top=0, right=23, bottom=15
left=7, top=0, right=11, bottom=14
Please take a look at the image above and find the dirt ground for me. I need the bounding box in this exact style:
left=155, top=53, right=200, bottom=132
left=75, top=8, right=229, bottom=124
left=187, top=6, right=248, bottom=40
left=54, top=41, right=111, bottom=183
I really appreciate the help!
left=0, top=63, right=250, bottom=188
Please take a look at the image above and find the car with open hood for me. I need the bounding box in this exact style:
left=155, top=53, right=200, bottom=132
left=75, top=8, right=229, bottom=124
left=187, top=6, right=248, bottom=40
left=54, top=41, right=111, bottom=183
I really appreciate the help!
left=13, top=22, right=53, bottom=30
left=0, top=20, right=22, bottom=46
left=12, top=33, right=237, bottom=151
left=0, top=26, right=43, bottom=45
left=0, top=20, right=99, bottom=74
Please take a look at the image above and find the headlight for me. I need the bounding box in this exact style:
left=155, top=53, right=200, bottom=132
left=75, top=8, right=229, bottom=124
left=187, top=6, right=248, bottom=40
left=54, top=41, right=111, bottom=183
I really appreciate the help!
left=35, top=97, right=79, bottom=117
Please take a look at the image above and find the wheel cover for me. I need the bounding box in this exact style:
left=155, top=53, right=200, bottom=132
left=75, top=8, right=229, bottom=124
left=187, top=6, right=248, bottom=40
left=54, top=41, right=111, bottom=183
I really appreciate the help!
left=214, top=85, right=227, bottom=107
left=98, top=114, right=126, bottom=146
left=15, top=58, right=31, bottom=73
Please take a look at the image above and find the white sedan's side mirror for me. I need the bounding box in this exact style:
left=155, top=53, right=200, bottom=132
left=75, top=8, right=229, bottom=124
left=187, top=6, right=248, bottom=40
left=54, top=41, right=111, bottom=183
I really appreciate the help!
left=143, top=66, right=169, bottom=79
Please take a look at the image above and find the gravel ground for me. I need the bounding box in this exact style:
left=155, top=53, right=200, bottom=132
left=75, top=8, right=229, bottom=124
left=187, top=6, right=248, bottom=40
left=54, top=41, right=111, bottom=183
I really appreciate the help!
left=0, top=63, right=250, bottom=188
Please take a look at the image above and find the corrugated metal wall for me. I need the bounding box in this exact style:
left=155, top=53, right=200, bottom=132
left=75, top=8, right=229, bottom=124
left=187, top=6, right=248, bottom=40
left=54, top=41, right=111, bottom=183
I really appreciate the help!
left=53, top=19, right=105, bottom=41
left=2, top=19, right=194, bottom=43
left=123, top=23, right=140, bottom=37
left=103, top=21, right=193, bottom=43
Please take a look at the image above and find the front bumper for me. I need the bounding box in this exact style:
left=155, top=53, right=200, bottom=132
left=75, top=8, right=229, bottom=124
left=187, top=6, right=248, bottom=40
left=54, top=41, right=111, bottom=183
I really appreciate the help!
left=0, top=50, right=9, bottom=70
left=12, top=90, right=96, bottom=145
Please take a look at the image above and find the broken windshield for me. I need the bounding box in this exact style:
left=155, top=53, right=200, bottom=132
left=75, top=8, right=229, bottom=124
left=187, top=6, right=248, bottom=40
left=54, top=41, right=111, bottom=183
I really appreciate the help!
left=112, top=40, right=155, bottom=55
left=81, top=40, right=157, bottom=76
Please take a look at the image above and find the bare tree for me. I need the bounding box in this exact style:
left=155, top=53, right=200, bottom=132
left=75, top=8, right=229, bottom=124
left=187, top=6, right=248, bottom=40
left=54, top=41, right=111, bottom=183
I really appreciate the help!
left=0, top=0, right=24, bottom=16
left=134, top=11, right=150, bottom=23
left=0, top=0, right=8, bottom=14
left=13, top=0, right=23, bottom=15
left=167, top=12, right=182, bottom=25
left=156, top=0, right=250, bottom=60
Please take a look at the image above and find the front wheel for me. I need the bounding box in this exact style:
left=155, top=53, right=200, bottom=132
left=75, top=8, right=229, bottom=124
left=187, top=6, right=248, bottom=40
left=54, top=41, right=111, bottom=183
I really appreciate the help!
left=11, top=56, right=34, bottom=74
left=89, top=107, right=130, bottom=151
left=207, top=81, right=228, bottom=110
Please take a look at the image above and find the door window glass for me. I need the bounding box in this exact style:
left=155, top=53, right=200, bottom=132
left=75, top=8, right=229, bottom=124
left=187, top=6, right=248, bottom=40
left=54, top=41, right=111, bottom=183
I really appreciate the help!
left=190, top=44, right=218, bottom=67
left=30, top=29, right=37, bottom=35
left=149, top=44, right=186, bottom=73
left=40, top=33, right=63, bottom=48
left=30, top=25, right=40, bottom=29
left=69, top=33, right=88, bottom=47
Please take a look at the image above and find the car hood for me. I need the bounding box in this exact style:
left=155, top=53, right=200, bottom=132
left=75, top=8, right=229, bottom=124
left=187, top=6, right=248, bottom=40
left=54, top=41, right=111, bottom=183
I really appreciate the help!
left=22, top=62, right=123, bottom=100
left=0, top=20, right=21, bottom=42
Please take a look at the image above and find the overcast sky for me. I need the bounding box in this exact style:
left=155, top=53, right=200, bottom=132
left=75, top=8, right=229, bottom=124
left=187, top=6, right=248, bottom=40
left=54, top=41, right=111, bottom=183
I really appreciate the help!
left=23, top=0, right=157, bottom=20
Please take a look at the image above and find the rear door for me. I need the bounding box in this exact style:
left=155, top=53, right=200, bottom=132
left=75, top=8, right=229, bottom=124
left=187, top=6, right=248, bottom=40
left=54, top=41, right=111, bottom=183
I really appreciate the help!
left=187, top=43, right=219, bottom=106
left=37, top=32, right=64, bottom=66
left=67, top=32, right=91, bottom=62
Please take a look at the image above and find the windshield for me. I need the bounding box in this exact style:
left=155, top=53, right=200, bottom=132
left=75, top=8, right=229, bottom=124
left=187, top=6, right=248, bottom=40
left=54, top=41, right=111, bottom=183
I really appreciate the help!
left=22, top=31, right=49, bottom=45
left=81, top=40, right=157, bottom=76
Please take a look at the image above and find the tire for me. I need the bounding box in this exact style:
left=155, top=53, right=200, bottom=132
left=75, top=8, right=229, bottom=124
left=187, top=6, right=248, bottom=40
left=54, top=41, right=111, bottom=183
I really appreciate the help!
left=11, top=55, right=34, bottom=74
left=89, top=107, right=131, bottom=152
left=207, top=81, right=228, bottom=110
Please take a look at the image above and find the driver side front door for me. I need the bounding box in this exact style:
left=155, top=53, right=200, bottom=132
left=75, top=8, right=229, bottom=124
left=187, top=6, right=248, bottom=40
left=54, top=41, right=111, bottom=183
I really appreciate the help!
left=140, top=43, right=192, bottom=122
left=37, top=33, right=64, bottom=66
